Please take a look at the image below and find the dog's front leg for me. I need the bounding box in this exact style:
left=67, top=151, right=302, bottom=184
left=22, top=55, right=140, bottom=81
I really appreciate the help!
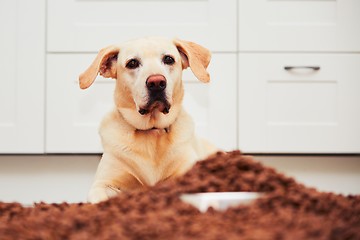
left=88, top=153, right=140, bottom=204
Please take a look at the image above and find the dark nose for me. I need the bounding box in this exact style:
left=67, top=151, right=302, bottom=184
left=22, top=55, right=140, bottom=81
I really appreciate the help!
left=146, top=75, right=167, bottom=91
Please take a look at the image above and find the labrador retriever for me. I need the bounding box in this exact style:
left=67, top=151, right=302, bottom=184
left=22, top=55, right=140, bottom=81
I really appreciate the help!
left=79, top=37, right=217, bottom=203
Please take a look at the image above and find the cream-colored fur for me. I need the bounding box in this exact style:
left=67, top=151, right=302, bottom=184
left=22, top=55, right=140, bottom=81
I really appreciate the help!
left=79, top=37, right=217, bottom=203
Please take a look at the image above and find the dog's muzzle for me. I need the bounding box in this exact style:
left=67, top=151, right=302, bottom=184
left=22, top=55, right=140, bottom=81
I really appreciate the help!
left=138, top=75, right=171, bottom=115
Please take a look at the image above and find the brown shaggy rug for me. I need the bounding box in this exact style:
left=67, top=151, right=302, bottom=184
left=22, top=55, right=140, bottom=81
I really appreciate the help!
left=0, top=151, right=359, bottom=239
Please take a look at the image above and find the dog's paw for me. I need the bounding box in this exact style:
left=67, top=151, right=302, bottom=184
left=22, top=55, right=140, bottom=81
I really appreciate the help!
left=88, top=190, right=108, bottom=204
left=87, top=185, right=121, bottom=204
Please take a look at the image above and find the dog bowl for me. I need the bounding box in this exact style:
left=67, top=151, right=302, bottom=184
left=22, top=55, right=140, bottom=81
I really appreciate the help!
left=180, top=192, right=263, bottom=213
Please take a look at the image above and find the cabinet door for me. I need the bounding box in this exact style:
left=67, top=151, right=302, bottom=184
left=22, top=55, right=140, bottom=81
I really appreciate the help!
left=46, top=54, right=113, bottom=153
left=239, top=0, right=360, bottom=52
left=238, top=53, right=360, bottom=153
left=0, top=0, right=45, bottom=153
left=184, top=54, right=237, bottom=151
left=46, top=54, right=237, bottom=153
left=47, top=0, right=237, bottom=52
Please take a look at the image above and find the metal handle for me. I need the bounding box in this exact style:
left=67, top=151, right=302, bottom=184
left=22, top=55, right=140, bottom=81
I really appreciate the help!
left=284, top=66, right=320, bottom=71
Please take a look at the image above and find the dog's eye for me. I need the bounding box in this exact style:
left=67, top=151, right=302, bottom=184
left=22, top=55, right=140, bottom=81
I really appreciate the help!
left=126, top=59, right=140, bottom=69
left=163, top=55, right=175, bottom=65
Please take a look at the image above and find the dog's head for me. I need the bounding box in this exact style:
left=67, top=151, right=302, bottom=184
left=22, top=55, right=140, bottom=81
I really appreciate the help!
left=79, top=37, right=211, bottom=130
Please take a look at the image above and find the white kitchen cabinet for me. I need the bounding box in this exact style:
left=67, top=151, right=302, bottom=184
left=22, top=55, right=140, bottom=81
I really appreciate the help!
left=46, top=54, right=237, bottom=153
left=1, top=0, right=358, bottom=154
left=238, top=0, right=360, bottom=153
left=47, top=0, right=237, bottom=52
left=239, top=0, right=360, bottom=52
left=46, top=54, right=112, bottom=153
left=45, top=0, right=238, bottom=153
left=0, top=0, right=45, bottom=153
left=238, top=53, right=360, bottom=153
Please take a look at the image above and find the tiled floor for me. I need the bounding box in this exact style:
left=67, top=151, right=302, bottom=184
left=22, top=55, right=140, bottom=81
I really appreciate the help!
left=0, top=154, right=359, bottom=205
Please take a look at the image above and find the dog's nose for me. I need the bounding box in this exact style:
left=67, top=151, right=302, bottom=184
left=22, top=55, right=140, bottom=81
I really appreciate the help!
left=146, top=75, right=167, bottom=91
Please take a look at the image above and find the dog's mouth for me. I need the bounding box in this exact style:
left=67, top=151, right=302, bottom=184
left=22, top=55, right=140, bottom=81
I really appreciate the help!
left=138, top=96, right=171, bottom=115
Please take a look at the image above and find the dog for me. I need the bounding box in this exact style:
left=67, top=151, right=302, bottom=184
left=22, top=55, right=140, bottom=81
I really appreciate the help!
left=79, top=37, right=218, bottom=203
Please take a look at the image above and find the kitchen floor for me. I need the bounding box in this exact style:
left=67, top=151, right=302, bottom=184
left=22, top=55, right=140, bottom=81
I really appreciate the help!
left=254, top=154, right=360, bottom=195
left=0, top=154, right=359, bottom=205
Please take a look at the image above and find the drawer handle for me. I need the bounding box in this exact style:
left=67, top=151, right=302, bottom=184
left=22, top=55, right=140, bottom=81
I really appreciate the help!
left=284, top=66, right=320, bottom=71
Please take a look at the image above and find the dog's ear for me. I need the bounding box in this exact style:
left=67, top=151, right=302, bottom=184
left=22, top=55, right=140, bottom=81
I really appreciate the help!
left=173, top=39, right=211, bottom=83
left=79, top=45, right=120, bottom=89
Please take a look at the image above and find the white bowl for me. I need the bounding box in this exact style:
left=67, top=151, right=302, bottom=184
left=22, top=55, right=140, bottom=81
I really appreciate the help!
left=180, top=192, right=263, bottom=213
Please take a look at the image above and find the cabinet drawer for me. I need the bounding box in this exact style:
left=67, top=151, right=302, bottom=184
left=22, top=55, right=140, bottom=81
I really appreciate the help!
left=238, top=53, right=360, bottom=153
left=47, top=0, right=237, bottom=52
left=239, top=0, right=360, bottom=52
left=46, top=53, right=237, bottom=153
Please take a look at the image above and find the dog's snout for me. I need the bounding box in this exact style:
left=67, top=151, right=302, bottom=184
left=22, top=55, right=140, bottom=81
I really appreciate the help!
left=146, top=75, right=167, bottom=91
